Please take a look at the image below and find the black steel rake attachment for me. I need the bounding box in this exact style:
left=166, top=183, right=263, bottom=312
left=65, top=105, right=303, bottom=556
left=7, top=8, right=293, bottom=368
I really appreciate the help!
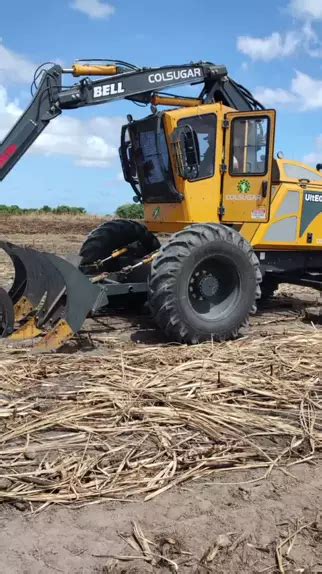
left=0, top=241, right=105, bottom=352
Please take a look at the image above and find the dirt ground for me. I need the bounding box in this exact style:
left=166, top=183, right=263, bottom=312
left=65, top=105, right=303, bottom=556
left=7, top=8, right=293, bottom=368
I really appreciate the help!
left=0, top=216, right=321, bottom=574
left=1, top=463, right=321, bottom=574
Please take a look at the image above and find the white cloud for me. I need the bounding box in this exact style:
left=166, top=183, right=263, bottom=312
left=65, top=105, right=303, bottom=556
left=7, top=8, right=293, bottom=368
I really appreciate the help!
left=240, top=61, right=249, bottom=72
left=303, top=134, right=322, bottom=164
left=253, top=87, right=297, bottom=106
left=254, top=70, right=322, bottom=110
left=0, top=41, right=35, bottom=84
left=289, top=0, right=322, bottom=20
left=237, top=20, right=322, bottom=61
left=0, top=40, right=124, bottom=169
left=0, top=86, right=22, bottom=130
left=237, top=31, right=299, bottom=61
left=301, top=21, right=322, bottom=56
left=71, top=0, right=115, bottom=19
left=37, top=116, right=123, bottom=168
left=303, top=151, right=320, bottom=164
left=0, top=84, right=124, bottom=168
left=291, top=71, right=322, bottom=109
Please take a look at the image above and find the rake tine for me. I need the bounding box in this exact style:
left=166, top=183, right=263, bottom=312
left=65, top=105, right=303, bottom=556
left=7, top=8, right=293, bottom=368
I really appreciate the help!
left=0, top=287, right=15, bottom=337
left=0, top=242, right=104, bottom=351
left=30, top=252, right=101, bottom=352
left=9, top=316, right=43, bottom=341
left=0, top=241, right=70, bottom=342
left=0, top=242, right=48, bottom=322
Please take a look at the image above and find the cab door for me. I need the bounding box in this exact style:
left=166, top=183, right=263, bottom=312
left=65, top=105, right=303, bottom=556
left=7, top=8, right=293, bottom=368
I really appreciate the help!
left=221, top=110, right=276, bottom=223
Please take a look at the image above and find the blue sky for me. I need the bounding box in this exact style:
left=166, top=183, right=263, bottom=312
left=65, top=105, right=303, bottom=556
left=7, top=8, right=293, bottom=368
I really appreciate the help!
left=1, top=0, right=322, bottom=213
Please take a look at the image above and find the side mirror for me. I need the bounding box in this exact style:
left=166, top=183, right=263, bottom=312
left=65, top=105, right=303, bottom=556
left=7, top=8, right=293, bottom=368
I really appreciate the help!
left=172, top=124, right=200, bottom=179
left=316, top=163, right=322, bottom=172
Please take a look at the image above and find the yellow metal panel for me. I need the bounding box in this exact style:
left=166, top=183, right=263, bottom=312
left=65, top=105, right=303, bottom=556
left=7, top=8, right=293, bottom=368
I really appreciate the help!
left=14, top=297, right=34, bottom=322
left=33, top=319, right=74, bottom=353
left=10, top=317, right=43, bottom=341
left=276, top=159, right=322, bottom=187
left=239, top=185, right=281, bottom=243
left=221, top=110, right=276, bottom=224
left=239, top=222, right=260, bottom=243
left=250, top=183, right=322, bottom=250
left=145, top=103, right=228, bottom=232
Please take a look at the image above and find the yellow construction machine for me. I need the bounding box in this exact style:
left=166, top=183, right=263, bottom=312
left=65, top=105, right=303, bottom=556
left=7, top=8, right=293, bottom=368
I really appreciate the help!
left=0, top=59, right=321, bottom=351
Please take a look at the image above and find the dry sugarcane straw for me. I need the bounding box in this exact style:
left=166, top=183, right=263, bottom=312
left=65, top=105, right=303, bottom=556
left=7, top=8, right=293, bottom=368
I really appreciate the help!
left=0, top=328, right=320, bottom=509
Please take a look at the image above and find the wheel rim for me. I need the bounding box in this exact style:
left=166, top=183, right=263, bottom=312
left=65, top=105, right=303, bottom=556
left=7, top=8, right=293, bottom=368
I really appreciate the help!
left=188, top=255, right=241, bottom=321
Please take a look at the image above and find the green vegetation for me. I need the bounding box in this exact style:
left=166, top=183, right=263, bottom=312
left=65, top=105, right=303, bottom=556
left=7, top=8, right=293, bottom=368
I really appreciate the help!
left=115, top=203, right=144, bottom=219
left=0, top=205, right=87, bottom=215
left=0, top=202, right=144, bottom=219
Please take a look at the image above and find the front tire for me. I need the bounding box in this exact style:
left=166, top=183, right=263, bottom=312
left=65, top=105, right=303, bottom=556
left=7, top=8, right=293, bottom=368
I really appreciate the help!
left=148, top=224, right=261, bottom=344
left=79, top=219, right=160, bottom=274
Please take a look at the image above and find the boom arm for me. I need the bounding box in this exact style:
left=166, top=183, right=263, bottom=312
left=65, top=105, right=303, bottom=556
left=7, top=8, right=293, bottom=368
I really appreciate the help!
left=0, top=60, right=264, bottom=181
left=0, top=65, right=62, bottom=181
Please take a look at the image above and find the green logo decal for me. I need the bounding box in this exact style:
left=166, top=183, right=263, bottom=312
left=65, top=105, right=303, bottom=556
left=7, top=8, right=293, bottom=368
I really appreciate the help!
left=237, top=179, right=251, bottom=194
left=152, top=207, right=161, bottom=220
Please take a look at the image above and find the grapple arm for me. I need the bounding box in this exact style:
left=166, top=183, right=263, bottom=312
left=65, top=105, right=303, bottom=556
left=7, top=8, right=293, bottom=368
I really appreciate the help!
left=0, top=61, right=225, bottom=181
left=57, top=63, right=227, bottom=108
left=0, top=65, right=62, bottom=181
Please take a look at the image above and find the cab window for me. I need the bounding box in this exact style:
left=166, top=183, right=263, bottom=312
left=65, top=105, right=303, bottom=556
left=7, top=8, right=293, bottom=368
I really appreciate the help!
left=178, top=114, right=217, bottom=180
left=230, top=116, right=269, bottom=176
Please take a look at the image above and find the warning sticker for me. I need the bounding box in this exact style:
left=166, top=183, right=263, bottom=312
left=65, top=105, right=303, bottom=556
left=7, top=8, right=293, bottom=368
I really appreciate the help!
left=251, top=208, right=267, bottom=220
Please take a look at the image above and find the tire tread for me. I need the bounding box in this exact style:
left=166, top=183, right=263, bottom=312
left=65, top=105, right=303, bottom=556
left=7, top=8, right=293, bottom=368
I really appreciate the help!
left=148, top=223, right=262, bottom=344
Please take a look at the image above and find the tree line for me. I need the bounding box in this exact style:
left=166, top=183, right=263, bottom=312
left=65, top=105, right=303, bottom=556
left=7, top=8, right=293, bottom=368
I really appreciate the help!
left=0, top=205, right=87, bottom=215
left=0, top=203, right=144, bottom=218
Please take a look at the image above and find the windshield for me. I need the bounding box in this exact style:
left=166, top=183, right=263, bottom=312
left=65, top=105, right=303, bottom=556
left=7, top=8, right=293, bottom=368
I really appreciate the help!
left=129, top=115, right=181, bottom=203
left=139, top=128, right=169, bottom=184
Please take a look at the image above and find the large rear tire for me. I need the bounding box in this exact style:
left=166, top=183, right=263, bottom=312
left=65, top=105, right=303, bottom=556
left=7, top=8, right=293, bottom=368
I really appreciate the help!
left=79, top=219, right=160, bottom=274
left=148, top=224, right=261, bottom=344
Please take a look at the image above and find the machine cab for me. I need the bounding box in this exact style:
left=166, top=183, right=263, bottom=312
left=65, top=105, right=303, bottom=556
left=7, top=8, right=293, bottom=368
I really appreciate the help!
left=119, top=106, right=276, bottom=230
left=120, top=108, right=219, bottom=203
